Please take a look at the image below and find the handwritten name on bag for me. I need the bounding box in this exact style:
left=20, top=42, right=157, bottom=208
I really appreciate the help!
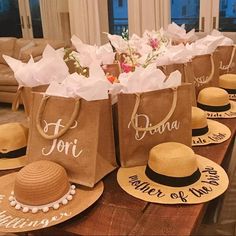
left=128, top=166, right=220, bottom=203
left=194, top=76, right=210, bottom=87
left=219, top=61, right=235, bottom=72
left=41, top=119, right=83, bottom=158
left=128, top=114, right=180, bottom=141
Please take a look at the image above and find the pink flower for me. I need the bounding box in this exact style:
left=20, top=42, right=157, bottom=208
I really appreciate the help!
left=121, top=63, right=134, bottom=73
left=149, top=38, right=159, bottom=49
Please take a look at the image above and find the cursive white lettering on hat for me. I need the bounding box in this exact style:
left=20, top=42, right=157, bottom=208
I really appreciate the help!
left=0, top=210, right=71, bottom=229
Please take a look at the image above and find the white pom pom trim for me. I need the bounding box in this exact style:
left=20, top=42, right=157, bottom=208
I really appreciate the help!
left=8, top=184, right=76, bottom=213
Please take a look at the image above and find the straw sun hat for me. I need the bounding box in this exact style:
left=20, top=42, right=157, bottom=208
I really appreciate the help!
left=0, top=160, right=103, bottom=233
left=192, top=106, right=231, bottom=146
left=117, top=142, right=228, bottom=204
left=219, top=74, right=236, bottom=100
left=0, top=122, right=28, bottom=170
left=197, top=87, right=236, bottom=118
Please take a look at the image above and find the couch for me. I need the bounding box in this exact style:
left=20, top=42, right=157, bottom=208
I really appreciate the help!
left=0, top=37, right=66, bottom=103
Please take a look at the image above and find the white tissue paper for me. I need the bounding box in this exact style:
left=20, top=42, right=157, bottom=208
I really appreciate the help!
left=3, top=45, right=69, bottom=87
left=45, top=62, right=112, bottom=101
left=33, top=45, right=69, bottom=85
left=3, top=55, right=35, bottom=87
left=128, top=33, right=152, bottom=56
left=109, top=63, right=181, bottom=95
left=210, top=29, right=234, bottom=46
left=186, top=34, right=225, bottom=56
left=106, top=33, right=129, bottom=53
left=166, top=22, right=197, bottom=43
left=155, top=44, right=193, bottom=66
left=71, top=35, right=115, bottom=67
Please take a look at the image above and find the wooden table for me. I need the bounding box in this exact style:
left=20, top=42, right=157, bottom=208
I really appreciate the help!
left=1, top=119, right=235, bottom=236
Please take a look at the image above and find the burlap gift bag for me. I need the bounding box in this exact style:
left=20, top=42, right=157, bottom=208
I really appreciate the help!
left=117, top=83, right=192, bottom=167
left=12, top=85, right=48, bottom=117
left=217, top=45, right=236, bottom=75
left=191, top=52, right=220, bottom=96
left=27, top=93, right=117, bottom=187
left=158, top=62, right=197, bottom=106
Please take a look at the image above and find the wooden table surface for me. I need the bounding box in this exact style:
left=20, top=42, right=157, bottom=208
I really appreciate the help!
left=1, top=119, right=235, bottom=236
left=55, top=118, right=235, bottom=236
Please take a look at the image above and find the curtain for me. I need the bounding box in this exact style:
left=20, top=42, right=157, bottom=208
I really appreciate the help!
left=68, top=0, right=109, bottom=45
left=128, top=0, right=170, bottom=36
left=39, top=0, right=62, bottom=39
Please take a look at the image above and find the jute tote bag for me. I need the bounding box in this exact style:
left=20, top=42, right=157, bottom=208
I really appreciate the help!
left=27, top=93, right=117, bottom=187
left=158, top=62, right=197, bottom=106
left=117, top=83, right=192, bottom=167
left=191, top=52, right=220, bottom=96
left=12, top=85, right=48, bottom=117
left=217, top=45, right=236, bottom=75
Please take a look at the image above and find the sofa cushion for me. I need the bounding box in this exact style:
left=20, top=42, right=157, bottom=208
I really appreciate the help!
left=0, top=64, right=18, bottom=86
left=13, top=38, right=31, bottom=59
left=19, top=44, right=46, bottom=62
left=17, top=39, right=65, bottom=62
left=0, top=91, right=18, bottom=104
left=0, top=85, right=18, bottom=92
left=0, top=38, right=16, bottom=65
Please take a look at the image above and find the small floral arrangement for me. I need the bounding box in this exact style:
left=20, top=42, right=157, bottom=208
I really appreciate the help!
left=63, top=48, right=89, bottom=77
left=141, top=30, right=170, bottom=67
left=108, top=29, right=170, bottom=72
left=120, top=28, right=140, bottom=73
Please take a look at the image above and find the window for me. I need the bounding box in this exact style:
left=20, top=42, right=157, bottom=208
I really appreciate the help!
left=182, top=6, right=187, bottom=16
left=108, top=0, right=128, bottom=35
left=219, top=0, right=236, bottom=31
left=171, top=0, right=200, bottom=32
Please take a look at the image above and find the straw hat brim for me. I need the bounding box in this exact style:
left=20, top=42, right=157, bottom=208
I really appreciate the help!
left=205, top=101, right=236, bottom=118
left=0, top=155, right=28, bottom=170
left=0, top=173, right=104, bottom=233
left=192, top=119, right=231, bottom=146
left=117, top=155, right=228, bottom=204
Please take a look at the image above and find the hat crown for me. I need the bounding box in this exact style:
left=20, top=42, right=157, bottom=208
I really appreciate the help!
left=148, top=142, right=198, bottom=178
left=197, top=87, right=229, bottom=106
left=219, top=74, right=236, bottom=89
left=192, top=107, right=208, bottom=129
left=14, top=160, right=70, bottom=206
